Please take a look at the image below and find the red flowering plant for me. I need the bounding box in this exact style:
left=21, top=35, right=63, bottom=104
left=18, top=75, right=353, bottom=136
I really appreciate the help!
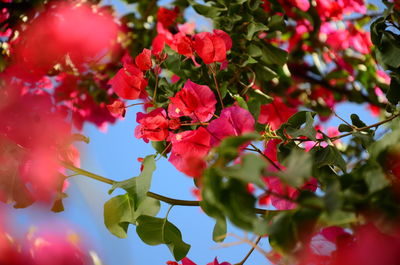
left=2, top=0, right=400, bottom=264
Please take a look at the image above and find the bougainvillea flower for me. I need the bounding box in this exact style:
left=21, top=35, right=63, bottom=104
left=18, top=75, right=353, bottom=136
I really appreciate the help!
left=168, top=79, right=216, bottom=122
left=152, top=34, right=166, bottom=55
left=107, top=100, right=126, bottom=117
left=321, top=22, right=371, bottom=55
left=173, top=33, right=194, bottom=58
left=258, top=97, right=297, bottom=130
left=135, top=108, right=169, bottom=142
left=193, top=30, right=232, bottom=64
left=213, top=29, right=232, bottom=51
left=135, top=48, right=153, bottom=71
left=157, top=7, right=179, bottom=28
left=0, top=89, right=72, bottom=205
left=287, top=0, right=310, bottom=11
left=208, top=106, right=255, bottom=145
left=264, top=139, right=281, bottom=162
left=167, top=257, right=197, bottom=265
left=169, top=127, right=211, bottom=177
left=315, top=0, right=344, bottom=20
left=207, top=258, right=231, bottom=265
left=299, top=224, right=400, bottom=265
left=108, top=63, right=148, bottom=100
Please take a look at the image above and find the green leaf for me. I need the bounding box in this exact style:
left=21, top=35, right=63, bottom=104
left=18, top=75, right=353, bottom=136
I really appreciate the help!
left=268, top=212, right=297, bottom=253
left=136, top=215, right=190, bottom=261
left=246, top=22, right=268, bottom=40
left=187, top=0, right=225, bottom=18
left=152, top=141, right=168, bottom=157
left=212, top=217, right=227, bottom=242
left=248, top=44, right=263, bottom=58
left=232, top=94, right=249, bottom=110
left=279, top=111, right=317, bottom=141
left=314, top=146, right=347, bottom=173
left=338, top=124, right=353, bottom=132
left=352, top=131, right=374, bottom=149
left=350, top=114, right=367, bottom=128
left=217, top=153, right=266, bottom=188
left=199, top=201, right=227, bottom=242
left=254, top=65, right=278, bottom=82
left=104, top=194, right=160, bottom=238
left=109, top=155, right=156, bottom=209
left=370, top=17, right=386, bottom=46
left=319, top=210, right=357, bottom=227
left=267, top=14, right=286, bottom=31
left=278, top=149, right=312, bottom=187
left=201, top=170, right=258, bottom=231
left=376, top=31, right=400, bottom=69
left=260, top=43, right=288, bottom=66
left=387, top=76, right=400, bottom=105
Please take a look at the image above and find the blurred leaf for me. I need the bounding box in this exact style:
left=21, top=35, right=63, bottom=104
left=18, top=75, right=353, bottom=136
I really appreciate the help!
left=278, top=149, right=312, bottom=187
left=387, top=76, right=400, bottom=105
left=260, top=43, right=288, bottom=66
left=216, top=133, right=260, bottom=162
left=217, top=153, right=266, bottom=188
left=247, top=22, right=268, bottom=40
left=268, top=212, right=297, bottom=253
left=279, top=111, right=317, bottom=141
left=314, top=146, right=347, bottom=173
left=364, top=165, right=390, bottom=193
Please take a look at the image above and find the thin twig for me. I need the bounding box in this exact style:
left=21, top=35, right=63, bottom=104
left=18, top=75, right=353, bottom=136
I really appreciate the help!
left=210, top=64, right=225, bottom=108
left=235, top=236, right=262, bottom=265
left=152, top=69, right=159, bottom=103
left=249, top=144, right=282, bottom=171
left=333, top=110, right=353, bottom=127
left=220, top=233, right=270, bottom=258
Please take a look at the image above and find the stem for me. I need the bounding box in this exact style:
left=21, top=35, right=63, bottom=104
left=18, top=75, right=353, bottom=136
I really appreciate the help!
left=126, top=102, right=145, bottom=108
left=330, top=113, right=400, bottom=141
left=153, top=69, right=159, bottom=103
left=210, top=64, right=225, bottom=108
left=333, top=110, right=353, bottom=128
left=249, top=144, right=282, bottom=171
left=235, top=236, right=262, bottom=265
left=61, top=161, right=115, bottom=185
left=344, top=12, right=383, bottom=22
left=292, top=113, right=400, bottom=143
left=61, top=162, right=276, bottom=214
left=147, top=191, right=200, bottom=206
